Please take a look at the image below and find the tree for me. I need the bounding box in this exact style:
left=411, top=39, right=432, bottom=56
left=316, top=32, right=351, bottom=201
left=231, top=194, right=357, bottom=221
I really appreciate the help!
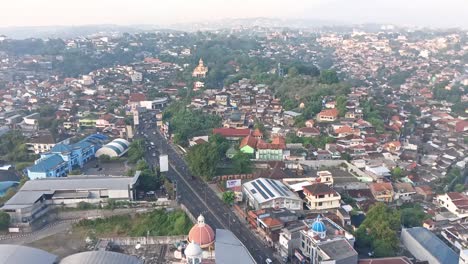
left=391, top=167, right=404, bottom=180
left=232, top=151, right=253, bottom=174
left=400, top=204, right=429, bottom=227
left=0, top=211, right=10, bottom=230
left=356, top=203, right=400, bottom=257
left=186, top=143, right=220, bottom=181
left=336, top=95, right=347, bottom=117
left=98, top=154, right=111, bottom=163
left=455, top=184, right=465, bottom=193
left=222, top=191, right=236, bottom=205
left=319, top=70, right=339, bottom=84
left=127, top=140, right=144, bottom=164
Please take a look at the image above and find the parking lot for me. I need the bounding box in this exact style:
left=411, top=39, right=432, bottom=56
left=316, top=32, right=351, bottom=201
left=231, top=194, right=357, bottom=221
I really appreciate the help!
left=81, top=159, right=129, bottom=176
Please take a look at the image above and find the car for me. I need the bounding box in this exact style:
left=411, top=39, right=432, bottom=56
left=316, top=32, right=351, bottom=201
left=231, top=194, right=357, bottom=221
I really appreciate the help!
left=152, top=153, right=156, bottom=157
left=265, top=258, right=273, bottom=264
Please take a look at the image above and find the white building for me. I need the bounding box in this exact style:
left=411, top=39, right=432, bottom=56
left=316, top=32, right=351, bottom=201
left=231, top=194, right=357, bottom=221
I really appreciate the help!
left=436, top=192, right=468, bottom=219
left=242, top=178, right=302, bottom=210
left=130, top=71, right=143, bottom=83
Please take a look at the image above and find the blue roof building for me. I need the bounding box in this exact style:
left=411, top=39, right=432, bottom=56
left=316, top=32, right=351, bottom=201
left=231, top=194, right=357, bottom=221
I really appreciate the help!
left=27, top=134, right=108, bottom=179
left=401, top=227, right=459, bottom=264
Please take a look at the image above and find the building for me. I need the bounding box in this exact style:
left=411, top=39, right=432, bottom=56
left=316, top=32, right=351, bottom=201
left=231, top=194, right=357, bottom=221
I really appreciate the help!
left=359, top=257, right=414, bottom=264
left=401, top=227, right=458, bottom=264
left=278, top=221, right=308, bottom=261
left=188, top=215, right=215, bottom=249
left=436, top=192, right=468, bottom=219
left=302, top=183, right=341, bottom=210
left=215, top=229, right=256, bottom=264
left=297, top=216, right=357, bottom=264
left=393, top=182, right=416, bottom=203
left=297, top=127, right=320, bottom=137
left=60, top=251, right=142, bottom=264
left=369, top=182, right=394, bottom=203
left=26, top=131, right=69, bottom=154
left=27, top=134, right=107, bottom=179
left=95, top=138, right=130, bottom=158
left=256, top=137, right=286, bottom=161
left=240, top=135, right=257, bottom=155
left=23, top=113, right=40, bottom=127
left=317, top=108, right=339, bottom=122
left=0, top=244, right=58, bottom=264
left=192, top=58, right=208, bottom=78
left=213, top=128, right=250, bottom=141
left=1, top=173, right=140, bottom=232
left=243, top=178, right=302, bottom=210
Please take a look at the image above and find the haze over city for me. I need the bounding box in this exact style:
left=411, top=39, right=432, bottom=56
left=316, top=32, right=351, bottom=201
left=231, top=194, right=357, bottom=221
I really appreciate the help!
left=0, top=0, right=467, bottom=28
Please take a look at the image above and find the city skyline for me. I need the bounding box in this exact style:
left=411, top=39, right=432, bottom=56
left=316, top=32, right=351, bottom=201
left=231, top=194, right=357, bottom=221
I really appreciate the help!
left=0, top=0, right=467, bottom=29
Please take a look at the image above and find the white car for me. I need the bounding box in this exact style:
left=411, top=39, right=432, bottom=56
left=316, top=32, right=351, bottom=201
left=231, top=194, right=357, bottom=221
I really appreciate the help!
left=265, top=258, right=273, bottom=264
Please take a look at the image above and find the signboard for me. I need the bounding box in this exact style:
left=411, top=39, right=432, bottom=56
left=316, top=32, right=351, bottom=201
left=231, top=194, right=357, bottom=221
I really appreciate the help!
left=8, top=227, right=20, bottom=233
left=226, top=179, right=241, bottom=188
left=159, top=154, right=169, bottom=172
left=295, top=250, right=305, bottom=262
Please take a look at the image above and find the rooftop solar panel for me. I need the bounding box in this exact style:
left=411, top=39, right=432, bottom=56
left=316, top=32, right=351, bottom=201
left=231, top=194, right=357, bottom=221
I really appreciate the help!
left=257, top=179, right=275, bottom=198
left=251, top=181, right=269, bottom=200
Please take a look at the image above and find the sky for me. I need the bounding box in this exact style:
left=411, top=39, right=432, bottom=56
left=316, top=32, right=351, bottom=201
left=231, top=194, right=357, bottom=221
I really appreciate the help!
left=0, top=0, right=467, bottom=29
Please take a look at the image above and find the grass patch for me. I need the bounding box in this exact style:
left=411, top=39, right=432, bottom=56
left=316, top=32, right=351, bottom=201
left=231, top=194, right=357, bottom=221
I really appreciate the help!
left=75, top=209, right=192, bottom=237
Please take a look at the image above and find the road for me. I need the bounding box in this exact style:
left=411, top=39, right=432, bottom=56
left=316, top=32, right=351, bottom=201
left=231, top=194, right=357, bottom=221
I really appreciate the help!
left=137, top=113, right=275, bottom=264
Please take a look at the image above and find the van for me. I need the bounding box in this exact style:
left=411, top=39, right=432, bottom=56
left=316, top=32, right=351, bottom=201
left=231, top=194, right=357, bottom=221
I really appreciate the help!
left=265, top=258, right=273, bottom=264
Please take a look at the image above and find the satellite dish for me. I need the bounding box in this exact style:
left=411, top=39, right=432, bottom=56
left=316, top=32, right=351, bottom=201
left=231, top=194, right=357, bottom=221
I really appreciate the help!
left=135, top=243, right=141, bottom=250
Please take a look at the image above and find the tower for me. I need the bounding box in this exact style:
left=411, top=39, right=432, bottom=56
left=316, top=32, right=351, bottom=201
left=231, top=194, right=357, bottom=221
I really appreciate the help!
left=185, top=242, right=203, bottom=264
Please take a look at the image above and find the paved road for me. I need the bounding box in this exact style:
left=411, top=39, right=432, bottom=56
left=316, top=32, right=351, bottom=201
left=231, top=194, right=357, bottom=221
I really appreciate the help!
left=137, top=113, right=276, bottom=264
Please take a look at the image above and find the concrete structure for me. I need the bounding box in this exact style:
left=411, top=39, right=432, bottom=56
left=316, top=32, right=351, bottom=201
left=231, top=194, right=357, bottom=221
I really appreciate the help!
left=256, top=137, right=286, bottom=161
left=278, top=221, right=307, bottom=261
left=297, top=216, right=357, bottom=264
left=400, top=227, right=458, bottom=264
left=303, top=183, right=341, bottom=210
left=317, top=108, right=339, bottom=122
left=243, top=178, right=302, bottom=210
left=436, top=192, right=468, bottom=219
left=23, top=113, right=40, bottom=126
left=27, top=134, right=107, bottom=179
left=369, top=182, right=394, bottom=203
left=2, top=173, right=140, bottom=231
left=95, top=138, right=130, bottom=158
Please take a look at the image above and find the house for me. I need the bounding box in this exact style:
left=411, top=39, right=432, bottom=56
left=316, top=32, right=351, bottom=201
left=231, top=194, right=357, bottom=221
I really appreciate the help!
left=305, top=120, right=315, bottom=128
left=383, top=141, right=402, bottom=153
left=256, top=137, right=286, bottom=161
left=302, top=183, right=341, bottom=210
left=393, top=182, right=416, bottom=203
left=334, top=125, right=359, bottom=138
left=26, top=131, right=65, bottom=154
left=297, top=127, right=320, bottom=137
left=317, top=108, right=339, bottom=122
left=240, top=135, right=257, bottom=155
left=278, top=221, right=308, bottom=261
left=401, top=227, right=458, bottom=264
left=436, top=192, right=468, bottom=219
left=415, top=185, right=434, bottom=201
left=242, top=178, right=302, bottom=210
left=369, top=182, right=394, bottom=203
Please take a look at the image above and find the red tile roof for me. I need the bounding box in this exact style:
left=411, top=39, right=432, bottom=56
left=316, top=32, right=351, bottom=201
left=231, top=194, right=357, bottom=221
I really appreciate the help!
left=240, top=135, right=258, bottom=149
left=129, top=93, right=146, bottom=102
left=213, top=128, right=250, bottom=138
left=317, top=108, right=339, bottom=118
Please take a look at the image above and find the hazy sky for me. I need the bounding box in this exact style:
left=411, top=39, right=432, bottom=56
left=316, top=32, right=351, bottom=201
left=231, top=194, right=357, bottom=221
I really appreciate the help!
left=1, top=0, right=467, bottom=28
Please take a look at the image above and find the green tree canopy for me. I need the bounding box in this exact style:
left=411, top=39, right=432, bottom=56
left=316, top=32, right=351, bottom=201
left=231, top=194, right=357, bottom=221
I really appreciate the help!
left=222, top=191, right=236, bottom=205
left=319, top=69, right=339, bottom=84
left=0, top=211, right=10, bottom=230
left=232, top=151, right=253, bottom=174
left=356, top=203, right=401, bottom=257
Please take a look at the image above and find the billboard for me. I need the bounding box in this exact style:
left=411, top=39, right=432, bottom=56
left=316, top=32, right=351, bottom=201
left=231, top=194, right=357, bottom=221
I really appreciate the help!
left=226, top=179, right=241, bottom=188
left=159, top=154, right=168, bottom=172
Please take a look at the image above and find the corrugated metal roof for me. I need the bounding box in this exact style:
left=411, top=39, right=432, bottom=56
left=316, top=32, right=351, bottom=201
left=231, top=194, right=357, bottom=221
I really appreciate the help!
left=60, top=251, right=142, bottom=264
left=0, top=244, right=58, bottom=264
left=403, top=227, right=458, bottom=263
left=215, top=229, right=255, bottom=264
left=28, top=154, right=66, bottom=172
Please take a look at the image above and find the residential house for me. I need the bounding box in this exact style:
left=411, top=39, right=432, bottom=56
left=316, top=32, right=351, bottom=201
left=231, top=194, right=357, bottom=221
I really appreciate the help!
left=369, top=182, right=394, bottom=203
left=436, top=192, right=468, bottom=219
left=317, top=108, right=339, bottom=122
left=256, top=137, right=286, bottom=161
left=297, top=127, right=320, bottom=137
left=393, top=182, right=416, bottom=203
left=240, top=135, right=257, bottom=156
left=303, top=183, right=341, bottom=210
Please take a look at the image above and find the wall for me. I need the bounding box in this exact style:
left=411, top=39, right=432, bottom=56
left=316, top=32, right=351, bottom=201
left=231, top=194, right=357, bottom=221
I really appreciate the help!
left=101, top=235, right=188, bottom=245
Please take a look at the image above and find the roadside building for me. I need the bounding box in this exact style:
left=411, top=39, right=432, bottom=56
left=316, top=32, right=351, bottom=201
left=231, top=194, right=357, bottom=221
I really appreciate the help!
left=243, top=178, right=302, bottom=210
left=369, top=182, right=394, bottom=203
left=436, top=192, right=468, bottom=219
left=95, top=138, right=130, bottom=158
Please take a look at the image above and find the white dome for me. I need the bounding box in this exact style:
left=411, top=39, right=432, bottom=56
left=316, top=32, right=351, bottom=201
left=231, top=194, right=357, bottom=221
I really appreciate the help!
left=185, top=242, right=203, bottom=258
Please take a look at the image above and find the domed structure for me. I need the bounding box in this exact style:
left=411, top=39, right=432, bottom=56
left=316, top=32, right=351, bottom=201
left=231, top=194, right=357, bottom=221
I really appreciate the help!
left=311, top=215, right=327, bottom=239
left=184, top=242, right=203, bottom=264
left=188, top=215, right=215, bottom=249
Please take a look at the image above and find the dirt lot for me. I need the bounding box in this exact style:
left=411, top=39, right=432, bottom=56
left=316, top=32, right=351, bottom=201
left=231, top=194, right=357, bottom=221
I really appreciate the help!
left=81, top=159, right=129, bottom=176
left=27, top=228, right=88, bottom=258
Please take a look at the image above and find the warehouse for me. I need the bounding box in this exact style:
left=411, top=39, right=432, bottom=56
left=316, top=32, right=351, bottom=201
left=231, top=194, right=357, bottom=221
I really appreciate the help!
left=1, top=172, right=140, bottom=232
left=242, top=178, right=302, bottom=210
